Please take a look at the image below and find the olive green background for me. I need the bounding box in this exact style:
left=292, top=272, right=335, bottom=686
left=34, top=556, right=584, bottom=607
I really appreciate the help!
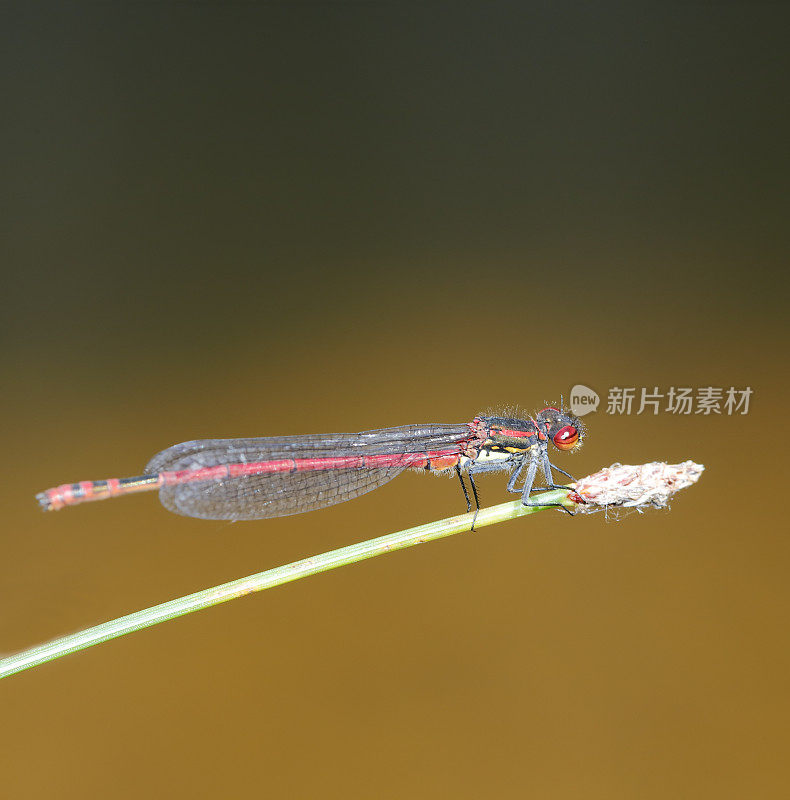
left=2, top=3, right=788, bottom=797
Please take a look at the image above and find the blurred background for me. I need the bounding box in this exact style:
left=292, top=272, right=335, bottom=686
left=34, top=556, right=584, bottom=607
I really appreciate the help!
left=2, top=3, right=788, bottom=797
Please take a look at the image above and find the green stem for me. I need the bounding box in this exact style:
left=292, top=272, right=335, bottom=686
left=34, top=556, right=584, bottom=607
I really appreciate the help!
left=0, top=489, right=573, bottom=680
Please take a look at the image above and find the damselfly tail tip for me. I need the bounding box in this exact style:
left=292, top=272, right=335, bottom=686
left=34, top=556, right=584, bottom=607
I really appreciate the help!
left=36, top=490, right=56, bottom=512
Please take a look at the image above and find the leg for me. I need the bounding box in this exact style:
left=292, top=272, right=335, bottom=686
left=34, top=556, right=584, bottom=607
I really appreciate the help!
left=455, top=464, right=471, bottom=513
left=531, top=454, right=575, bottom=491
left=456, top=464, right=483, bottom=530
left=467, top=458, right=514, bottom=531
left=467, top=470, right=481, bottom=530
left=552, top=464, right=574, bottom=482
left=521, top=453, right=575, bottom=515
left=506, top=456, right=527, bottom=493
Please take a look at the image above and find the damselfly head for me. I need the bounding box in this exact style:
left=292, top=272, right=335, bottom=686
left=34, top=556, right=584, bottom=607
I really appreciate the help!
left=536, top=407, right=584, bottom=452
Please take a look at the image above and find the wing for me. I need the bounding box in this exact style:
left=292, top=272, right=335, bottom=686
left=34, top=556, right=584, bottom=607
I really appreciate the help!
left=144, top=424, right=471, bottom=521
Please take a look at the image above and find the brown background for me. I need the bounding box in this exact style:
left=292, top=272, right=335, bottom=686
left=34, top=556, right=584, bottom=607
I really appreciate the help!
left=2, top=3, right=788, bottom=797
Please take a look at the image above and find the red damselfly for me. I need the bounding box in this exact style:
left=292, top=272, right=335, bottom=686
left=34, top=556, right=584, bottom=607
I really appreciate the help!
left=36, top=408, right=583, bottom=523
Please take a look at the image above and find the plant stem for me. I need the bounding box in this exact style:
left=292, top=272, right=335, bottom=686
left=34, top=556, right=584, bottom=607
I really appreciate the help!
left=0, top=489, right=573, bottom=680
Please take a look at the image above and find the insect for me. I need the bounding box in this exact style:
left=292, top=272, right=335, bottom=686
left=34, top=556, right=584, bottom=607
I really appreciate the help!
left=37, top=408, right=583, bottom=522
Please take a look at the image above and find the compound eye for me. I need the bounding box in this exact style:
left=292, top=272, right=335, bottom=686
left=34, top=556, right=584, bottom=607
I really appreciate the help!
left=553, top=425, right=579, bottom=450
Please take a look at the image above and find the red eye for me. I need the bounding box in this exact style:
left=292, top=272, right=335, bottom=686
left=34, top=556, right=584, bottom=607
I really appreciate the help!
left=553, top=425, right=579, bottom=450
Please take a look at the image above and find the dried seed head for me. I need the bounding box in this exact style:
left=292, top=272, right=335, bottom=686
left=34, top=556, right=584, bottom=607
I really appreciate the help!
left=570, top=461, right=704, bottom=513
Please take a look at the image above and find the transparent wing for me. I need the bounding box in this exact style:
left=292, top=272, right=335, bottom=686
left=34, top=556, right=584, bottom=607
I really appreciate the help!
left=144, top=424, right=470, bottom=521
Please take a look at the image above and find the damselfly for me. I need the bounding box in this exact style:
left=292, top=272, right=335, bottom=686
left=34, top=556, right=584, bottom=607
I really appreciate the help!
left=37, top=408, right=583, bottom=522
